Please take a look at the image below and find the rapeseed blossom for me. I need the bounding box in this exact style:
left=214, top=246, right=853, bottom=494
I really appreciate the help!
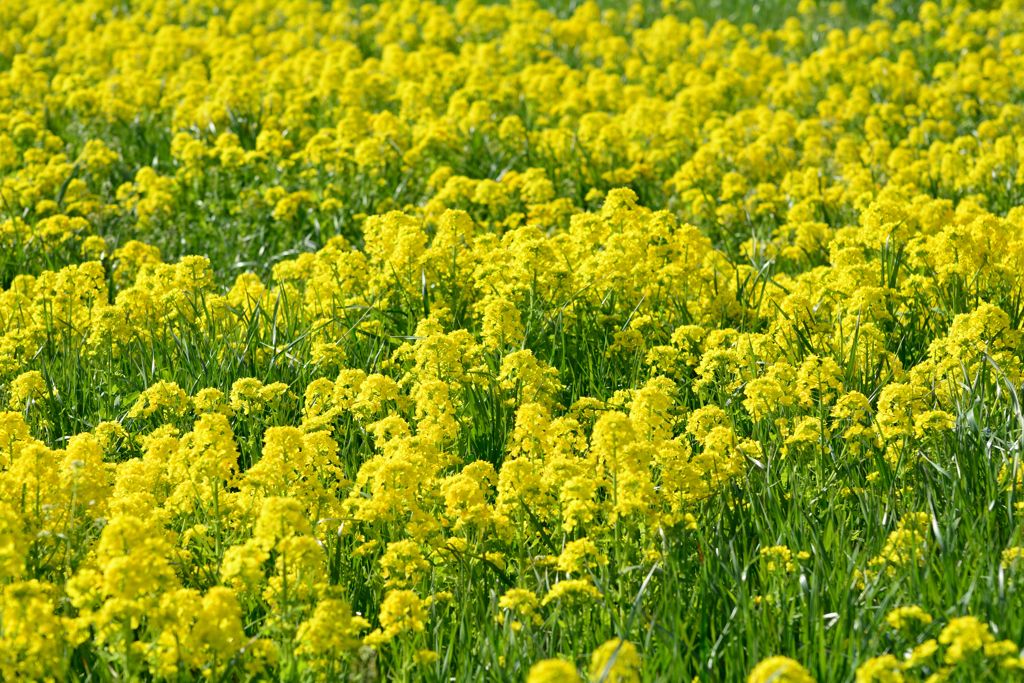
left=2, top=0, right=1024, bottom=679
left=748, top=656, right=816, bottom=683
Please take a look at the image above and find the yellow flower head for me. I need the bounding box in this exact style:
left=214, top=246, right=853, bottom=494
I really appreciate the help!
left=589, top=639, right=641, bottom=683
left=528, top=659, right=582, bottom=683
left=747, top=656, right=815, bottom=683
left=885, top=605, right=933, bottom=632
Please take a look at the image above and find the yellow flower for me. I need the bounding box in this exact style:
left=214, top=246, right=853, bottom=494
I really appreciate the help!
left=481, top=298, right=526, bottom=351
left=761, top=546, right=795, bottom=574
left=498, top=588, right=542, bottom=627
left=854, top=655, right=903, bottom=683
left=885, top=605, right=933, bottom=632
left=0, top=580, right=65, bottom=680
left=541, top=579, right=604, bottom=607
left=590, top=639, right=641, bottom=683
left=229, top=378, right=291, bottom=416
left=295, top=598, right=370, bottom=661
left=379, top=540, right=431, bottom=588
left=528, top=658, right=582, bottom=683
left=192, top=587, right=247, bottom=663
left=869, top=513, right=932, bottom=574
left=127, top=380, right=192, bottom=420
left=747, top=656, right=815, bottom=683
left=1002, top=547, right=1024, bottom=569
left=939, top=616, right=994, bottom=663
left=556, top=537, right=608, bottom=575
left=9, top=370, right=46, bottom=409
left=364, top=589, right=428, bottom=645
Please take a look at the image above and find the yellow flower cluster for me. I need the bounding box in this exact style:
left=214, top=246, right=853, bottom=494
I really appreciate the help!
left=756, top=608, right=1024, bottom=682
left=2, top=0, right=1024, bottom=679
left=855, top=609, right=1024, bottom=682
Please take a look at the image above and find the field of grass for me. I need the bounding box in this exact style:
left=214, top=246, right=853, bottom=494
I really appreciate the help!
left=2, top=0, right=1024, bottom=681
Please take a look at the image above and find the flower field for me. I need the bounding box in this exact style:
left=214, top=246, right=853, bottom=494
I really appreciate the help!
left=3, top=0, right=1024, bottom=680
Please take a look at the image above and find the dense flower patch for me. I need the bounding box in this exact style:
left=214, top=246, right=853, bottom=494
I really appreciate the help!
left=2, top=0, right=1024, bottom=680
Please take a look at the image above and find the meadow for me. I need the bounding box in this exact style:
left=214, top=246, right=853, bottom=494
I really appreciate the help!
left=2, top=0, right=1024, bottom=680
